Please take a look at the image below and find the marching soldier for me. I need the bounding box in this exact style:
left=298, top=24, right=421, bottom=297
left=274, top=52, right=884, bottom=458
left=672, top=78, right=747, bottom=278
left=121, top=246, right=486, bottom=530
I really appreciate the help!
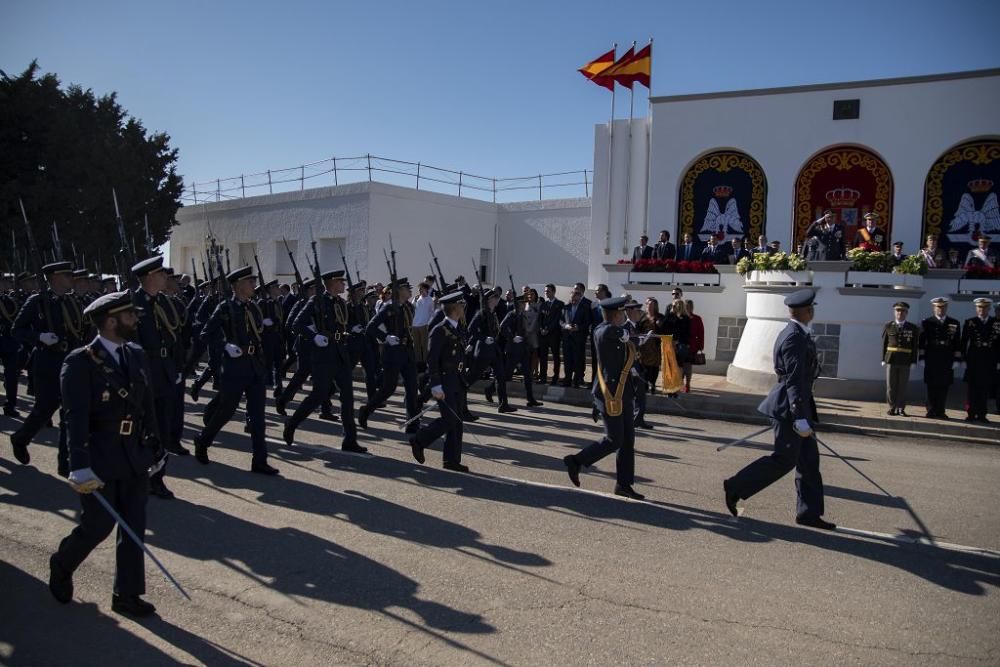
left=359, top=277, right=419, bottom=433
left=192, top=266, right=278, bottom=474
left=961, top=298, right=998, bottom=423
left=724, top=289, right=834, bottom=530
left=562, top=296, right=644, bottom=499
left=282, top=270, right=365, bottom=453
left=131, top=258, right=185, bottom=500
left=347, top=282, right=378, bottom=403
left=881, top=302, right=920, bottom=416
left=468, top=289, right=513, bottom=413
left=48, top=291, right=163, bottom=617
left=918, top=297, right=961, bottom=419
left=9, top=262, right=87, bottom=473
left=1, top=273, right=21, bottom=416
left=409, top=291, right=469, bottom=471
left=624, top=300, right=652, bottom=429
left=188, top=279, right=223, bottom=401
left=258, top=279, right=285, bottom=396
left=498, top=294, right=543, bottom=410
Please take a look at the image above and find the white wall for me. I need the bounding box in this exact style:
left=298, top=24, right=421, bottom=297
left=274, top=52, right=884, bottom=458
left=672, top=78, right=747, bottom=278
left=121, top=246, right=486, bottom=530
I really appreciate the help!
left=496, top=198, right=591, bottom=287
left=591, top=72, right=1000, bottom=261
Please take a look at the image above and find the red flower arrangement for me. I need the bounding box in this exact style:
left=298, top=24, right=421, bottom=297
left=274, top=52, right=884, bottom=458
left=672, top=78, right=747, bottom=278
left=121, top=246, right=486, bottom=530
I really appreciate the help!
left=616, top=259, right=633, bottom=265
left=629, top=258, right=716, bottom=274
left=859, top=242, right=881, bottom=252
left=964, top=265, right=1000, bottom=279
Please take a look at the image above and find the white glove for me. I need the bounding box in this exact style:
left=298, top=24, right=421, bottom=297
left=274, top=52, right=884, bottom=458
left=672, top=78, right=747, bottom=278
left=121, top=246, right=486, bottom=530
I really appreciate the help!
left=431, top=385, right=445, bottom=400
left=307, top=324, right=317, bottom=333
left=175, top=373, right=183, bottom=384
left=793, top=419, right=813, bottom=437
left=485, top=336, right=495, bottom=345
left=351, top=325, right=363, bottom=334
left=224, top=343, right=243, bottom=358
left=620, top=330, right=630, bottom=343
left=263, top=318, right=274, bottom=326
left=39, top=332, right=59, bottom=346
left=881, top=361, right=886, bottom=367
left=68, top=467, right=103, bottom=494
left=465, top=345, right=473, bottom=354
left=386, top=335, right=400, bottom=346
left=313, top=334, right=329, bottom=348
left=513, top=335, right=524, bottom=344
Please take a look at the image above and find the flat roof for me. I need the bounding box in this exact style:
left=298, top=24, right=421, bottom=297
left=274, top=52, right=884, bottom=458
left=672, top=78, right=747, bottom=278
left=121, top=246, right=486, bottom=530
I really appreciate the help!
left=650, top=68, right=1000, bottom=104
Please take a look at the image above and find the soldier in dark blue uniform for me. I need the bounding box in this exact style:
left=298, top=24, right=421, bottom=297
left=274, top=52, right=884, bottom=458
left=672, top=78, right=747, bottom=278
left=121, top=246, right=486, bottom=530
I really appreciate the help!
left=48, top=291, right=163, bottom=617
left=188, top=281, right=224, bottom=400
left=275, top=278, right=318, bottom=415
left=257, top=279, right=285, bottom=396
left=723, top=288, right=834, bottom=530
left=410, top=291, right=469, bottom=471
left=359, top=278, right=419, bottom=433
left=131, top=257, right=185, bottom=500
left=1, top=273, right=22, bottom=416
left=347, top=282, right=379, bottom=403
left=192, top=266, right=278, bottom=475
left=282, top=270, right=365, bottom=453
left=918, top=296, right=961, bottom=419
left=961, top=297, right=998, bottom=423
left=562, top=296, right=644, bottom=499
left=467, top=289, right=513, bottom=413
left=9, top=262, right=87, bottom=473
left=498, top=295, right=543, bottom=410
left=623, top=300, right=651, bottom=428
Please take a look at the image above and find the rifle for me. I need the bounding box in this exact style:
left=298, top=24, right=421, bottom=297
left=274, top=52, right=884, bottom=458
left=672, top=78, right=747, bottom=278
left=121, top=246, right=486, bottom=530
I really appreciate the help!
left=191, top=257, right=199, bottom=288
left=19, top=198, right=54, bottom=331
left=337, top=242, right=353, bottom=291
left=10, top=228, right=20, bottom=292
left=281, top=237, right=304, bottom=290
left=253, top=252, right=265, bottom=291
left=308, top=226, right=326, bottom=333
left=507, top=264, right=517, bottom=304
left=428, top=242, right=447, bottom=293
left=471, top=257, right=490, bottom=336
left=112, top=188, right=138, bottom=289
left=388, top=235, right=401, bottom=336
left=224, top=248, right=231, bottom=275
left=51, top=222, right=64, bottom=262
left=144, top=214, right=154, bottom=258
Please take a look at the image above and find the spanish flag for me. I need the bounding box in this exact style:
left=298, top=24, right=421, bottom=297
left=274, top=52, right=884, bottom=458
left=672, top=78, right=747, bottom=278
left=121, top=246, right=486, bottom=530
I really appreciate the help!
left=578, top=47, right=616, bottom=91
left=602, top=42, right=652, bottom=89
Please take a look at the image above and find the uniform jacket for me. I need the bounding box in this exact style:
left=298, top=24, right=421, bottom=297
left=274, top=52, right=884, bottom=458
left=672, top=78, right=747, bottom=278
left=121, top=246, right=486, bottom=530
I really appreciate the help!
left=918, top=315, right=961, bottom=384
left=591, top=322, right=636, bottom=415
left=292, top=291, right=352, bottom=367
left=758, top=321, right=819, bottom=423
left=61, top=337, right=161, bottom=480
left=427, top=319, right=466, bottom=390
left=539, top=297, right=564, bottom=338
left=12, top=290, right=87, bottom=357
left=201, top=296, right=266, bottom=379
left=881, top=320, right=920, bottom=365
left=961, top=316, right=999, bottom=382
left=632, top=245, right=653, bottom=262
left=653, top=241, right=676, bottom=260
left=132, top=288, right=181, bottom=396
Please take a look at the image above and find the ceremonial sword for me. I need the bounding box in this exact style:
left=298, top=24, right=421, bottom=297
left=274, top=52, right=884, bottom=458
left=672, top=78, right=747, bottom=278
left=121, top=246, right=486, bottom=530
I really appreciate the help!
left=716, top=425, right=771, bottom=452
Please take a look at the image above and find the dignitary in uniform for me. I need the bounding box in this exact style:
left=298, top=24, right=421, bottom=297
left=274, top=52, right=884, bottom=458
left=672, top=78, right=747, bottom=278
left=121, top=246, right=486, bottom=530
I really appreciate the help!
left=410, top=291, right=469, bottom=471
left=853, top=212, right=886, bottom=250
left=562, top=296, right=645, bottom=499
left=723, top=289, right=834, bottom=530
left=881, top=302, right=920, bottom=416
left=964, top=235, right=997, bottom=269
left=192, top=266, right=278, bottom=475
left=9, top=261, right=87, bottom=472
left=48, top=291, right=163, bottom=617
left=282, top=270, right=365, bottom=453
left=961, top=297, right=998, bottom=423
left=918, top=297, right=961, bottom=418
left=805, top=210, right=845, bottom=260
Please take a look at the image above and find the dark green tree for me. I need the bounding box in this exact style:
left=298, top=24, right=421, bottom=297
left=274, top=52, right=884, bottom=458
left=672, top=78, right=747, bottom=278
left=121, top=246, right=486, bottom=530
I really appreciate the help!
left=0, top=60, right=183, bottom=276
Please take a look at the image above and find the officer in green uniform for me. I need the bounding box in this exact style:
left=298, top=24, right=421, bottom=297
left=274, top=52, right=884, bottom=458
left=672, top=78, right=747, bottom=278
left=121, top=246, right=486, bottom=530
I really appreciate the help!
left=881, top=302, right=919, bottom=416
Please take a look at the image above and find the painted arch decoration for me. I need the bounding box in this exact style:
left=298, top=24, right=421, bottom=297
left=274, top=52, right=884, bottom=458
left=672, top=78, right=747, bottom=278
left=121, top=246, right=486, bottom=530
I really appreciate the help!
left=678, top=150, right=767, bottom=243
left=922, top=138, right=1000, bottom=252
left=793, top=145, right=893, bottom=251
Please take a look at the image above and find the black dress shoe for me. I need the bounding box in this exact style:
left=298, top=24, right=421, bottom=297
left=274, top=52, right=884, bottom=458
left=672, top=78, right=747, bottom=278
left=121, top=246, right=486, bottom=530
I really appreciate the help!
left=319, top=411, right=340, bottom=422
left=10, top=434, right=29, bottom=465
left=3, top=404, right=19, bottom=418
left=342, top=441, right=368, bottom=454
left=357, top=405, right=369, bottom=429
left=112, top=594, right=156, bottom=618
left=886, top=409, right=896, bottom=416
left=965, top=415, right=976, bottom=422
left=795, top=515, right=836, bottom=530
left=563, top=455, right=581, bottom=487
left=189, top=384, right=200, bottom=402
left=526, top=400, right=544, bottom=408
left=275, top=400, right=287, bottom=417
left=49, top=554, right=73, bottom=603
left=165, top=442, right=189, bottom=456
left=723, top=479, right=740, bottom=517
left=591, top=408, right=599, bottom=423
left=194, top=441, right=210, bottom=465
left=484, top=385, right=495, bottom=403
left=282, top=423, right=295, bottom=447
left=614, top=484, right=645, bottom=500
left=497, top=403, right=517, bottom=414
left=443, top=461, right=469, bottom=473
left=462, top=410, right=479, bottom=422
left=409, top=436, right=425, bottom=464
left=634, top=420, right=653, bottom=429
left=149, top=479, right=175, bottom=499
left=250, top=461, right=280, bottom=476
left=898, top=409, right=908, bottom=417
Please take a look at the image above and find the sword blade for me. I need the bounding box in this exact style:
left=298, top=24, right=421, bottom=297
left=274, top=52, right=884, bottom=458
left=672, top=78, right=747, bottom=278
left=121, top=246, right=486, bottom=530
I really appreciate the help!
left=716, top=425, right=771, bottom=452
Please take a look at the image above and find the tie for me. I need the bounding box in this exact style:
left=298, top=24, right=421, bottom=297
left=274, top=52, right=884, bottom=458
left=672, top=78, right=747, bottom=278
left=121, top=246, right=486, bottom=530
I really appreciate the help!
left=117, top=346, right=129, bottom=376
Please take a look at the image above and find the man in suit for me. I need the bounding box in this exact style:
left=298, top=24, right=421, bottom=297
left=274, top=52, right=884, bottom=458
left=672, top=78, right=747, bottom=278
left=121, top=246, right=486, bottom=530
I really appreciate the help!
left=700, top=236, right=728, bottom=263
left=723, top=288, right=834, bottom=530
left=881, top=302, right=919, bottom=416
left=562, top=296, right=644, bottom=499
left=750, top=235, right=773, bottom=257
left=961, top=297, right=998, bottom=423
left=918, top=296, right=961, bottom=418
left=560, top=287, right=591, bottom=387
left=677, top=233, right=700, bottom=261
left=653, top=230, right=676, bottom=260
left=728, top=237, right=749, bottom=264
left=48, top=291, right=163, bottom=617
left=537, top=284, right=563, bottom=384
left=632, top=235, right=653, bottom=263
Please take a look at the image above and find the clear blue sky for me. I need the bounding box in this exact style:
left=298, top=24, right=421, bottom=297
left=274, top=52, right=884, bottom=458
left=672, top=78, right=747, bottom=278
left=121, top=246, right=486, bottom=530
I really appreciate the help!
left=3, top=0, right=999, bottom=197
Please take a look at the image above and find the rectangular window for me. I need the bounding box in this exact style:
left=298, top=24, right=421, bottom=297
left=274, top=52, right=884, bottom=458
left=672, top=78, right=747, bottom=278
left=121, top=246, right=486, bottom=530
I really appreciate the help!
left=319, top=237, right=346, bottom=273
left=833, top=99, right=860, bottom=120
left=479, top=248, right=491, bottom=284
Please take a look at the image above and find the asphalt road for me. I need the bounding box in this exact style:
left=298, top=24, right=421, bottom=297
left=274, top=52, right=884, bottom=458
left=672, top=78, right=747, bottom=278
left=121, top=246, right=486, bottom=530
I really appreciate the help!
left=2, top=385, right=998, bottom=666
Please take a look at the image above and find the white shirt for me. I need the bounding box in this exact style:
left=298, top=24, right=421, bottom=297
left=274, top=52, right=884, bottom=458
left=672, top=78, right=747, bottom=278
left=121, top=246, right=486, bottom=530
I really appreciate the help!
left=790, top=319, right=813, bottom=336
left=411, top=294, right=435, bottom=327
left=446, top=317, right=459, bottom=329
left=98, top=335, right=127, bottom=367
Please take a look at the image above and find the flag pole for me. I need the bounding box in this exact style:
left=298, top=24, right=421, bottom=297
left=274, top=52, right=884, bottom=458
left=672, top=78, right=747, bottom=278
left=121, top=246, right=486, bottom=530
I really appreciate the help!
left=622, top=41, right=636, bottom=256
left=604, top=42, right=617, bottom=257
left=642, top=37, right=654, bottom=238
